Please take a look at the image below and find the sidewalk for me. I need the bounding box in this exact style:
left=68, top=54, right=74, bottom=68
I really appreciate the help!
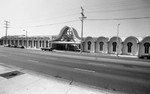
left=0, top=63, right=125, bottom=94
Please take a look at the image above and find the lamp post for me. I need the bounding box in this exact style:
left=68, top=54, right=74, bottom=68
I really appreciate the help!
left=23, top=30, right=28, bottom=48
left=116, top=24, right=120, bottom=56
left=79, top=6, right=87, bottom=53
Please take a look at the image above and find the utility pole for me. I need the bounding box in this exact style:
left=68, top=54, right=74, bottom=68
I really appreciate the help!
left=79, top=6, right=87, bottom=53
left=116, top=24, right=120, bottom=57
left=4, top=21, right=10, bottom=45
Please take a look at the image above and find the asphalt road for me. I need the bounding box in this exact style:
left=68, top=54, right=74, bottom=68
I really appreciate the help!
left=0, top=46, right=150, bottom=94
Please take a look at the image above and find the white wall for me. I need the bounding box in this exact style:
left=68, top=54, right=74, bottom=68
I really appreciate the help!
left=83, top=37, right=95, bottom=53
left=122, top=37, right=139, bottom=55
left=108, top=37, right=122, bottom=54
left=95, top=37, right=108, bottom=53
left=139, top=36, right=150, bottom=57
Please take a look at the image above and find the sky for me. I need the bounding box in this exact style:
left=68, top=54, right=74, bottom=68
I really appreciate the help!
left=0, top=0, right=150, bottom=38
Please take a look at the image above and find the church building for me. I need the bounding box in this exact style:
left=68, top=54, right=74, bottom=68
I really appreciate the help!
left=1, top=26, right=150, bottom=57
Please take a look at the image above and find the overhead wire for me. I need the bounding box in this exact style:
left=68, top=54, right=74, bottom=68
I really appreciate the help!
left=10, top=19, right=79, bottom=29
left=9, top=1, right=150, bottom=28
left=86, top=16, right=150, bottom=21
left=86, top=6, right=150, bottom=14
left=84, top=0, right=150, bottom=13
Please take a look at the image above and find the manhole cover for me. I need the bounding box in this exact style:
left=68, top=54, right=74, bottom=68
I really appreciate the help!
left=0, top=71, right=24, bottom=79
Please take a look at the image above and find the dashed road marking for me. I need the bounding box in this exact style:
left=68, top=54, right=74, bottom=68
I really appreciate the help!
left=88, top=63, right=107, bottom=67
left=74, top=68, right=95, bottom=73
left=27, top=60, right=39, bottom=63
left=18, top=53, right=28, bottom=56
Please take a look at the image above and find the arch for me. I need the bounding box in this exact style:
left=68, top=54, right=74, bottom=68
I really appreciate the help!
left=84, top=36, right=93, bottom=41
left=53, top=26, right=70, bottom=41
left=139, top=36, right=150, bottom=56
left=108, top=36, right=122, bottom=54
left=95, top=36, right=108, bottom=53
left=123, top=36, right=139, bottom=55
left=71, top=27, right=81, bottom=40
left=83, top=36, right=95, bottom=52
left=53, top=26, right=81, bottom=41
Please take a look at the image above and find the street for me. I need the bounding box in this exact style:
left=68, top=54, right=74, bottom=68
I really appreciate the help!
left=0, top=46, right=150, bottom=94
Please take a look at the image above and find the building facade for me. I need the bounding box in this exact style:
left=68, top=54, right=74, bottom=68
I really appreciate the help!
left=0, top=26, right=150, bottom=57
left=1, top=35, right=52, bottom=48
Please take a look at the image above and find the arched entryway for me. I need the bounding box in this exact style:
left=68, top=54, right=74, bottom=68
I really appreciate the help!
left=95, top=36, right=108, bottom=53
left=139, top=36, right=150, bottom=57
left=108, top=36, right=122, bottom=54
left=122, top=36, right=139, bottom=55
left=83, top=37, right=94, bottom=52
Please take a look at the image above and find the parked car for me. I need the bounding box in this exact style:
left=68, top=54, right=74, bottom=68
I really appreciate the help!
left=139, top=54, right=150, bottom=59
left=69, top=44, right=80, bottom=52
left=4, top=44, right=11, bottom=47
left=41, top=47, right=54, bottom=51
left=17, top=45, right=25, bottom=49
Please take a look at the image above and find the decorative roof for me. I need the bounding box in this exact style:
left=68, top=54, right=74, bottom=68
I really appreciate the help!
left=52, top=26, right=81, bottom=42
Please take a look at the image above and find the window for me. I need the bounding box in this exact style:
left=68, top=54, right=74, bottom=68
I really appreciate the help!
left=99, top=42, right=104, bottom=51
left=15, top=40, right=18, bottom=45
left=87, top=41, right=91, bottom=50
left=8, top=40, right=10, bottom=44
left=29, top=40, right=32, bottom=47
left=11, top=40, right=14, bottom=45
left=127, top=42, right=133, bottom=53
left=46, top=41, right=48, bottom=47
left=39, top=41, right=42, bottom=47
left=42, top=41, right=44, bottom=47
left=112, top=42, right=117, bottom=52
left=19, top=40, right=22, bottom=45
left=144, top=42, right=150, bottom=54
left=34, top=41, right=36, bottom=47
left=24, top=40, right=26, bottom=46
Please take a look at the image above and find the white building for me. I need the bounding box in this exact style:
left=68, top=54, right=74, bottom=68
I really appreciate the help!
left=1, top=26, right=150, bottom=57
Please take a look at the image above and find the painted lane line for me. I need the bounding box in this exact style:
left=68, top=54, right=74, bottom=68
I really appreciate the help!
left=18, top=53, right=29, bottom=56
left=88, top=63, right=107, bottom=67
left=74, top=68, right=95, bottom=73
left=27, top=60, right=39, bottom=63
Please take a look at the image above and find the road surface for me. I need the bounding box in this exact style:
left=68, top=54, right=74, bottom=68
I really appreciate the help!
left=0, top=46, right=150, bottom=94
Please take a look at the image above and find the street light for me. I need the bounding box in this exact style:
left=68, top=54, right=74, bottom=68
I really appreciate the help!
left=116, top=24, right=120, bottom=56
left=23, top=30, right=28, bottom=48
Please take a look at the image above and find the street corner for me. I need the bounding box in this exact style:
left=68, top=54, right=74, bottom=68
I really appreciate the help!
left=0, top=63, right=16, bottom=74
left=0, top=69, right=41, bottom=94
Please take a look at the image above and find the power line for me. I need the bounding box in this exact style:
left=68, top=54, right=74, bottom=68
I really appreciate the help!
left=83, top=1, right=150, bottom=14
left=86, top=6, right=150, bottom=14
left=22, top=13, right=79, bottom=24
left=10, top=20, right=79, bottom=29
left=86, top=16, right=150, bottom=21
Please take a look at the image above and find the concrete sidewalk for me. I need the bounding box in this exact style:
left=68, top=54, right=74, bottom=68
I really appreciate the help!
left=0, top=63, right=125, bottom=94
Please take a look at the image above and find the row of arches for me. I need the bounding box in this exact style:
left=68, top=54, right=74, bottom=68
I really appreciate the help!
left=83, top=36, right=150, bottom=56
